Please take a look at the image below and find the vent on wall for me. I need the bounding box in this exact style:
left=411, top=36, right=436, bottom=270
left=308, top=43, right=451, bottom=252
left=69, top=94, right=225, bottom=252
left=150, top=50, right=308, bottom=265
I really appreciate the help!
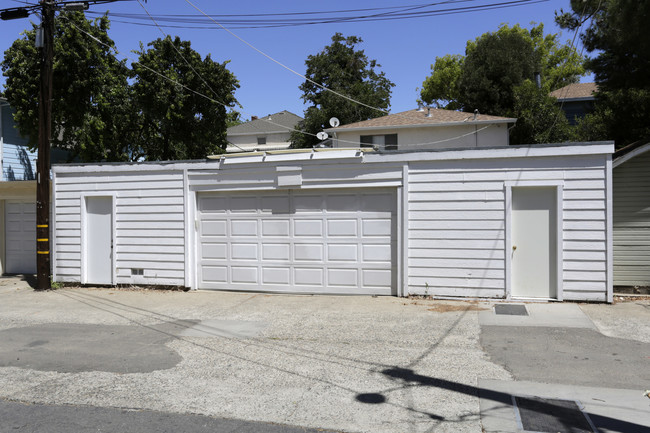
left=131, top=268, right=144, bottom=276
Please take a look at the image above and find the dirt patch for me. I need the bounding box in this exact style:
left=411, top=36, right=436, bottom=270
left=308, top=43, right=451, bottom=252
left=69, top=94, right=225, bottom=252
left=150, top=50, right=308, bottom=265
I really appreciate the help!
left=427, top=302, right=488, bottom=313
left=614, top=286, right=650, bottom=295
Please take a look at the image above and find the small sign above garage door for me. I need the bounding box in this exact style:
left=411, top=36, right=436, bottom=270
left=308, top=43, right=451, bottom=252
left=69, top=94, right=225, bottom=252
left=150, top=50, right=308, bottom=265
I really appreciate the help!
left=198, top=189, right=397, bottom=295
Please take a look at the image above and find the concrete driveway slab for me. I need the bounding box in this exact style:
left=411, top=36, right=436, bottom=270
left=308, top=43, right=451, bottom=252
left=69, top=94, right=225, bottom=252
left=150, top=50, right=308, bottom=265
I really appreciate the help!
left=479, top=379, right=650, bottom=433
left=479, top=303, right=597, bottom=329
left=0, top=288, right=511, bottom=433
left=580, top=301, right=650, bottom=343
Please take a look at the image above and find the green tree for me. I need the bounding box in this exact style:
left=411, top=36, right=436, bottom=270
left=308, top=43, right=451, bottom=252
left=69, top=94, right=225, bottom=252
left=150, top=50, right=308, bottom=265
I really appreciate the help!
left=419, top=54, right=463, bottom=110
left=556, top=0, right=650, bottom=146
left=131, top=36, right=239, bottom=160
left=420, top=23, right=585, bottom=144
left=510, top=80, right=574, bottom=144
left=1, top=11, right=132, bottom=161
left=291, top=33, right=394, bottom=148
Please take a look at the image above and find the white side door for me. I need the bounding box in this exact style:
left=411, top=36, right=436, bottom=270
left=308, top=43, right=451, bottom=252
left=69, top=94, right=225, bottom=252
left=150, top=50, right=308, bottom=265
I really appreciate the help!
left=85, top=196, right=113, bottom=285
left=511, top=187, right=558, bottom=299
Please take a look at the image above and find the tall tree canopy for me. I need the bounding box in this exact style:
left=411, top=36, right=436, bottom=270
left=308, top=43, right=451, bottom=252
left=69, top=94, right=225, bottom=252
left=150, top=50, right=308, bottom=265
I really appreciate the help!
left=556, top=0, right=650, bottom=146
left=291, top=33, right=394, bottom=148
left=1, top=13, right=239, bottom=162
left=1, top=11, right=131, bottom=162
left=131, top=36, right=239, bottom=161
left=420, top=23, right=586, bottom=144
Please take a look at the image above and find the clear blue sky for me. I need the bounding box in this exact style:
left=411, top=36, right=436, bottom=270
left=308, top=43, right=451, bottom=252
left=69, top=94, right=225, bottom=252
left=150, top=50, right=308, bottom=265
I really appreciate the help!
left=0, top=0, right=585, bottom=121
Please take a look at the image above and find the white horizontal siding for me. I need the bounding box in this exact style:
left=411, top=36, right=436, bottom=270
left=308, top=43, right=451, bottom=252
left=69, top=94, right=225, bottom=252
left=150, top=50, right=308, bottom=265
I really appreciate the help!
left=407, top=155, right=608, bottom=299
left=53, top=170, right=186, bottom=286
left=50, top=144, right=611, bottom=299
left=613, top=149, right=650, bottom=286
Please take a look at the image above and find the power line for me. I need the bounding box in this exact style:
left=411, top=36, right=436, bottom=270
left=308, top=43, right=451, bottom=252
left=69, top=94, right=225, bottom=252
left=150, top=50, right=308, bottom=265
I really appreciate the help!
left=57, top=13, right=327, bottom=145
left=86, top=0, right=548, bottom=30
left=58, top=13, right=495, bottom=150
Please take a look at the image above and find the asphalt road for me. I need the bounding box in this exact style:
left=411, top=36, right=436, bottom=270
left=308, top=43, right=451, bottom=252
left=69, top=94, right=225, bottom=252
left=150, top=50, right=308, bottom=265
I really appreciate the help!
left=480, top=326, right=650, bottom=389
left=1, top=279, right=649, bottom=433
left=0, top=399, right=337, bottom=433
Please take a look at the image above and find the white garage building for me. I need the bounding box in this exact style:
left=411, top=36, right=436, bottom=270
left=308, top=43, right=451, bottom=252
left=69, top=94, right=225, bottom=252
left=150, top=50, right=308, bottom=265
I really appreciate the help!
left=51, top=142, right=614, bottom=302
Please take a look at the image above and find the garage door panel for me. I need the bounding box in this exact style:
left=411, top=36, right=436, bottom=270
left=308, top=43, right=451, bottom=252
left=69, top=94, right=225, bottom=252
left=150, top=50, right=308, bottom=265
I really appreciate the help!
left=262, top=267, right=290, bottom=285
left=327, top=219, right=357, bottom=236
left=327, top=244, right=358, bottom=261
left=261, top=196, right=290, bottom=214
left=326, top=194, right=358, bottom=212
left=262, top=219, right=290, bottom=236
left=294, top=244, right=323, bottom=261
left=231, top=266, right=258, bottom=283
left=363, top=244, right=392, bottom=262
left=198, top=189, right=396, bottom=295
left=200, top=197, right=227, bottom=212
left=262, top=244, right=290, bottom=261
left=363, top=219, right=392, bottom=236
left=294, top=219, right=323, bottom=237
left=231, top=243, right=258, bottom=260
left=294, top=268, right=324, bottom=286
left=230, top=196, right=258, bottom=213
left=202, top=243, right=227, bottom=259
left=328, top=268, right=358, bottom=286
left=294, top=195, right=323, bottom=212
left=363, top=269, right=392, bottom=287
left=231, top=220, right=257, bottom=236
left=361, top=193, right=394, bottom=212
left=202, top=220, right=227, bottom=236
left=202, top=266, right=227, bottom=283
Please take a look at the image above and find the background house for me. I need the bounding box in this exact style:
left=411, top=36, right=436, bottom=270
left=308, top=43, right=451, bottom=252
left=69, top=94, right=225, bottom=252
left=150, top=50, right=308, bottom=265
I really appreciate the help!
left=550, top=83, right=597, bottom=125
left=0, top=97, right=37, bottom=275
left=226, top=110, right=303, bottom=153
left=325, top=108, right=515, bottom=150
left=613, top=139, right=650, bottom=288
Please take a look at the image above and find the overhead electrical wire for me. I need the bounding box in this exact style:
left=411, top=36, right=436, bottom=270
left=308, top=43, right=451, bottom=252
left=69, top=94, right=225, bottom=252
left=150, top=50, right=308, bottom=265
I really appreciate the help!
left=62, top=0, right=521, bottom=151
left=133, top=0, right=323, bottom=148
left=86, top=0, right=547, bottom=30
left=62, top=11, right=494, bottom=151
left=56, top=12, right=330, bottom=146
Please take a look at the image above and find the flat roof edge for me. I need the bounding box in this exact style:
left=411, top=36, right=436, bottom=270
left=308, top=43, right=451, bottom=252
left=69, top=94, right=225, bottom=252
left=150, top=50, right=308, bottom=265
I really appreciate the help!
left=51, top=142, right=614, bottom=173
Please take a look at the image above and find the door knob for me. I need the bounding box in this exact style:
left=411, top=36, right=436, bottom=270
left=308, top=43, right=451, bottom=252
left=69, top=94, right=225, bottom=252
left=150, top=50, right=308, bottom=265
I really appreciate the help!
left=512, top=245, right=517, bottom=251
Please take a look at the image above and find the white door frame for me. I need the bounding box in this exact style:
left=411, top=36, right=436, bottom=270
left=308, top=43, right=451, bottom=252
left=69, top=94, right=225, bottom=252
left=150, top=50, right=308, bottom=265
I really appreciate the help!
left=80, top=193, right=116, bottom=285
left=504, top=181, right=564, bottom=301
left=190, top=185, right=403, bottom=295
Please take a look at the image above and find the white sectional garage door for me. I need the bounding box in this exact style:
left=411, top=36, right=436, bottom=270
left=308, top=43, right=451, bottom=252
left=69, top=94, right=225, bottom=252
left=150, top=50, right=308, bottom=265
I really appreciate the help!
left=198, top=189, right=396, bottom=295
left=5, top=201, right=36, bottom=274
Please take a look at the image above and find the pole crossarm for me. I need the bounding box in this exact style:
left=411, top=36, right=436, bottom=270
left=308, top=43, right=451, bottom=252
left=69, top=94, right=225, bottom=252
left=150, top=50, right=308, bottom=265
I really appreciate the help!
left=0, top=1, right=127, bottom=20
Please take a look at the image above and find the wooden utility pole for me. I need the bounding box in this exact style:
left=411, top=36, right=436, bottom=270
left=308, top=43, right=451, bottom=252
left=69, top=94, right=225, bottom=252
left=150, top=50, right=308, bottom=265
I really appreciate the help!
left=36, top=1, right=54, bottom=291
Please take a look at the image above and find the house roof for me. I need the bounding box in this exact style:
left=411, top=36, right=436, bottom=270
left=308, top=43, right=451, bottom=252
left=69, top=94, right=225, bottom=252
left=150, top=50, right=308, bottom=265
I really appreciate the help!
left=613, top=138, right=650, bottom=168
left=325, top=109, right=516, bottom=133
left=549, top=83, right=597, bottom=101
left=227, top=110, right=303, bottom=136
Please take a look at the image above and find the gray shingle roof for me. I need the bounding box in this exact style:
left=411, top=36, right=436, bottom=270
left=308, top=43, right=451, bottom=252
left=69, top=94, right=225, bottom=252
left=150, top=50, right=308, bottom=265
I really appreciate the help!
left=327, top=109, right=515, bottom=131
left=549, top=83, right=597, bottom=100
left=227, top=110, right=303, bottom=135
